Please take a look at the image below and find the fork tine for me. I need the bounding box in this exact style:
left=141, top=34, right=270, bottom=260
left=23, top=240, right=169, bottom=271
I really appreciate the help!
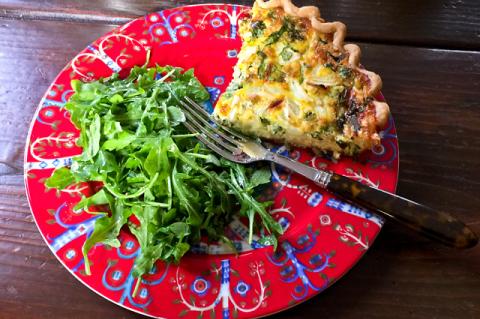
left=183, top=97, right=247, bottom=141
left=182, top=121, right=247, bottom=163
left=180, top=105, right=240, bottom=154
left=183, top=96, right=211, bottom=118
left=178, top=99, right=242, bottom=147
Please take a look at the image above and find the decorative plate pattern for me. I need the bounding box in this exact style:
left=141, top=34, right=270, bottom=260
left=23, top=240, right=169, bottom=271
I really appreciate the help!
left=24, top=4, right=399, bottom=318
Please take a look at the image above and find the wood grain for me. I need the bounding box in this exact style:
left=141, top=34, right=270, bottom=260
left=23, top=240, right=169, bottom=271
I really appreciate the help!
left=1, top=0, right=480, bottom=49
left=0, top=15, right=479, bottom=319
left=0, top=19, right=114, bottom=175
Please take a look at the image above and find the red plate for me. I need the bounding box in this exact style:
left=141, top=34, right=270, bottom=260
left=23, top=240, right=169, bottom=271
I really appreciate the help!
left=24, top=4, right=399, bottom=318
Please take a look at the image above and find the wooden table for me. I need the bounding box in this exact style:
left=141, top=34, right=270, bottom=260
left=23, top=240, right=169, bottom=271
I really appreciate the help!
left=1, top=1, right=479, bottom=318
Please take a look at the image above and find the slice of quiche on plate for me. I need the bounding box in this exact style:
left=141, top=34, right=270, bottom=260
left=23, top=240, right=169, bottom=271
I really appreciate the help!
left=214, top=0, right=390, bottom=157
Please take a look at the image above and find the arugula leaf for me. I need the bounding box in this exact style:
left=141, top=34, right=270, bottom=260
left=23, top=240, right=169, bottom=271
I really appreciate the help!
left=102, top=131, right=136, bottom=151
left=109, top=94, right=124, bottom=104
left=44, top=167, right=75, bottom=189
left=167, top=106, right=186, bottom=126
left=249, top=168, right=272, bottom=190
left=83, top=201, right=132, bottom=275
left=74, top=189, right=112, bottom=212
left=45, top=65, right=282, bottom=285
left=82, top=113, right=101, bottom=161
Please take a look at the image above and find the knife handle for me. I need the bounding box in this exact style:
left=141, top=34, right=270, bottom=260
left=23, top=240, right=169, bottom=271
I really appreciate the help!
left=270, top=152, right=478, bottom=249
left=326, top=173, right=478, bottom=248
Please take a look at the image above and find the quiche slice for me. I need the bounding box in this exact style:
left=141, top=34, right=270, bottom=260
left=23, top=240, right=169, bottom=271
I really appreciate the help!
left=213, top=0, right=390, bottom=157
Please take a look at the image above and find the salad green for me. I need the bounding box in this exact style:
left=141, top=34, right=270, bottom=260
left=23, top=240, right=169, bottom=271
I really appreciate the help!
left=45, top=65, right=282, bottom=294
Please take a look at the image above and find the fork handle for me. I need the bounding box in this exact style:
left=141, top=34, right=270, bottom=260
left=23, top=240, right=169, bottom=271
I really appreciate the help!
left=269, top=153, right=478, bottom=249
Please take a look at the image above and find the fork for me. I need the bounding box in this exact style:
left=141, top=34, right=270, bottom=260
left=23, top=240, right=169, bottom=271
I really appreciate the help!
left=178, top=96, right=478, bottom=249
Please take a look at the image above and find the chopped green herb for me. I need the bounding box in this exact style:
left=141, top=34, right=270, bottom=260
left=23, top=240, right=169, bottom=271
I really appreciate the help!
left=251, top=21, right=266, bottom=38
left=257, top=50, right=267, bottom=60
left=280, top=46, right=294, bottom=62
left=45, top=65, right=282, bottom=283
left=324, top=63, right=335, bottom=70
left=268, top=65, right=285, bottom=82
left=260, top=117, right=271, bottom=125
left=257, top=51, right=268, bottom=79
left=338, top=66, right=353, bottom=79
left=299, top=63, right=305, bottom=84
left=265, top=17, right=304, bottom=46
left=265, top=27, right=285, bottom=46
left=285, top=18, right=305, bottom=41
left=304, top=111, right=316, bottom=121
left=272, top=125, right=286, bottom=135
left=310, top=126, right=335, bottom=139
left=267, top=10, right=277, bottom=19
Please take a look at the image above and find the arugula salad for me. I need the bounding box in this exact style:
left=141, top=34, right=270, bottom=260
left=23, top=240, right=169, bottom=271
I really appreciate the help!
left=45, top=65, right=282, bottom=292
